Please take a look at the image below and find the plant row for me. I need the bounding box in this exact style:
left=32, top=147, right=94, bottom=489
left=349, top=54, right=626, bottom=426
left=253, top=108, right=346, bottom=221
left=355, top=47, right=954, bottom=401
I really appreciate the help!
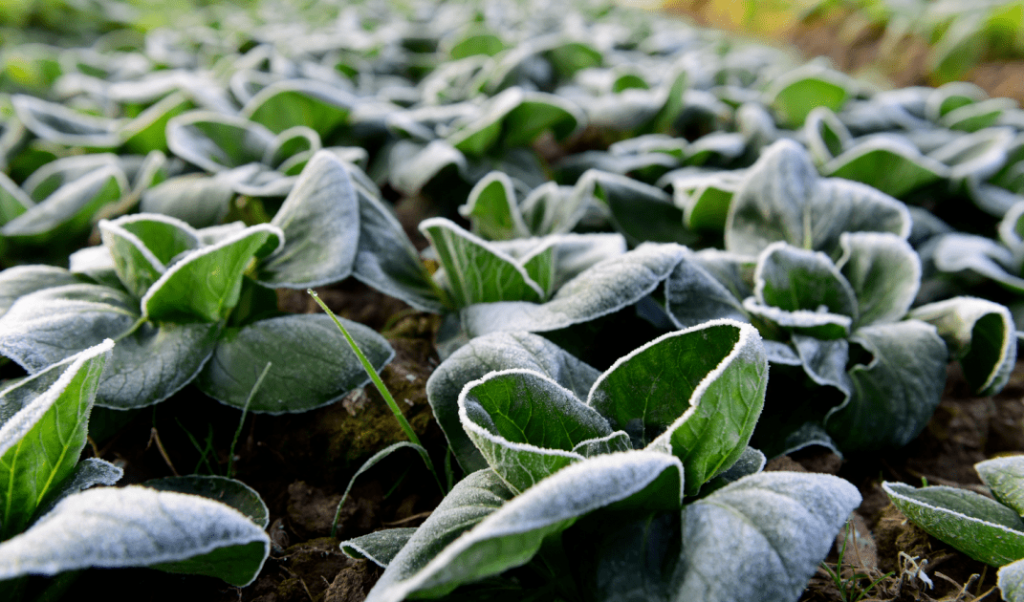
left=1, top=0, right=1024, bottom=600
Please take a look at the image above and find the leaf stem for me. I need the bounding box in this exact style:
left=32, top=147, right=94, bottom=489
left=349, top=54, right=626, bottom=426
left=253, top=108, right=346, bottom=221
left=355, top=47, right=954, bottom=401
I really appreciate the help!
left=309, top=290, right=445, bottom=496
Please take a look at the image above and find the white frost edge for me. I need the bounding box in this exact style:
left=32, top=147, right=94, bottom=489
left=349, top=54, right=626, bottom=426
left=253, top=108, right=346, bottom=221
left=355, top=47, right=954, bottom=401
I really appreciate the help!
left=140, top=223, right=284, bottom=320
left=0, top=339, right=113, bottom=458
left=370, top=451, right=682, bottom=602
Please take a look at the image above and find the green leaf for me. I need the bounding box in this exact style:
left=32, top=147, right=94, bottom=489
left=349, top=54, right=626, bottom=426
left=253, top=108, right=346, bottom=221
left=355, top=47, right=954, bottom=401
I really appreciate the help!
left=765, top=66, right=849, bottom=128
left=664, top=250, right=749, bottom=329
left=0, top=340, right=111, bottom=540
left=98, top=215, right=198, bottom=298
left=145, top=475, right=269, bottom=529
left=0, top=172, right=32, bottom=226
left=0, top=485, right=269, bottom=586
left=195, top=314, right=393, bottom=413
left=0, top=282, right=221, bottom=409
left=342, top=528, right=418, bottom=568
left=256, top=151, right=360, bottom=288
left=792, top=335, right=851, bottom=395
left=363, top=469, right=514, bottom=601
left=166, top=111, right=273, bottom=173
left=590, top=321, right=767, bottom=495
left=420, top=217, right=544, bottom=306
left=677, top=472, right=861, bottom=601
left=114, top=213, right=200, bottom=267
left=883, top=482, right=1024, bottom=566
left=386, top=140, right=467, bottom=197
left=725, top=140, right=910, bottom=256
left=909, top=297, right=1017, bottom=396
left=826, top=321, right=947, bottom=451
left=139, top=175, right=234, bottom=228
left=976, top=456, right=1024, bottom=517
left=754, top=242, right=857, bottom=318
left=351, top=187, right=445, bottom=313
left=426, top=331, right=601, bottom=473
left=502, top=94, right=582, bottom=146
left=0, top=266, right=84, bottom=318
left=565, top=510, right=680, bottom=602
left=578, top=170, right=692, bottom=246
left=0, top=284, right=138, bottom=373
left=931, top=233, right=1024, bottom=294
left=11, top=94, right=121, bottom=148
left=142, top=224, right=283, bottom=323
left=366, top=452, right=683, bottom=602
left=99, top=320, right=221, bottom=409
left=823, top=138, right=949, bottom=199
left=999, top=558, right=1024, bottom=602
left=32, top=458, right=122, bottom=521
left=120, top=92, right=193, bottom=155
left=241, top=79, right=354, bottom=136
left=460, top=369, right=612, bottom=493
left=462, top=243, right=684, bottom=337
left=836, top=232, right=920, bottom=328
left=804, top=107, right=850, bottom=165
left=742, top=299, right=852, bottom=340
left=459, top=171, right=530, bottom=241
left=1, top=165, right=127, bottom=245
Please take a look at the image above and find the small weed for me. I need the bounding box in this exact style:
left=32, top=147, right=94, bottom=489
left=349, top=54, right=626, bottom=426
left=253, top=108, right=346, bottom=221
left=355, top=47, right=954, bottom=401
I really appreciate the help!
left=819, top=521, right=894, bottom=602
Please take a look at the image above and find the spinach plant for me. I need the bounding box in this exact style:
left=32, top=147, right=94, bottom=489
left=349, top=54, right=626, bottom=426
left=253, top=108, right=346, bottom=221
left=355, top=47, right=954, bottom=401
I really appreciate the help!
left=344, top=319, right=861, bottom=601
left=884, top=455, right=1024, bottom=602
left=0, top=341, right=270, bottom=597
left=0, top=151, right=395, bottom=413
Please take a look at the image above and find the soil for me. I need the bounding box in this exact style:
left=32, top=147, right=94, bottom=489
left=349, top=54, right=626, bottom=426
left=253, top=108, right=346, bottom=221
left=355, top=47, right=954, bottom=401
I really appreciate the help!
left=12, top=4, right=1024, bottom=601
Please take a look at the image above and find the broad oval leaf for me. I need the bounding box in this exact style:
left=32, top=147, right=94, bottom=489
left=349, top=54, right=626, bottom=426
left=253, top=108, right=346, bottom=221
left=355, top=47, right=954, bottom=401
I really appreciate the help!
left=142, top=224, right=283, bottom=323
left=1, top=165, right=127, bottom=244
left=11, top=94, right=122, bottom=148
left=976, top=456, right=1024, bottom=517
left=725, top=139, right=910, bottom=256
left=826, top=321, right=947, bottom=451
left=836, top=232, right=920, bottom=327
left=351, top=187, right=445, bottom=313
left=1001, top=558, right=1024, bottom=602
left=166, top=111, right=274, bottom=173
left=462, top=243, right=684, bottom=337
left=342, top=528, right=418, bottom=568
left=426, top=331, right=601, bottom=473
left=241, top=79, right=355, bottom=136
left=765, top=65, right=849, bottom=127
left=754, top=242, right=857, bottom=318
left=366, top=452, right=683, bottom=602
left=909, top=297, right=1017, bottom=396
left=0, top=485, right=270, bottom=586
left=0, top=266, right=84, bottom=318
left=676, top=472, right=861, bottom=602
left=589, top=320, right=767, bottom=495
left=0, top=340, right=112, bottom=540
left=421, top=217, right=544, bottom=306
left=256, top=150, right=360, bottom=288
left=195, top=314, right=393, bottom=413
left=459, top=171, right=529, bottom=241
left=145, top=475, right=269, bottom=529
left=0, top=284, right=138, bottom=372
left=139, top=175, right=234, bottom=228
left=822, top=137, right=949, bottom=199
left=883, top=482, right=1024, bottom=566
left=460, top=369, right=612, bottom=493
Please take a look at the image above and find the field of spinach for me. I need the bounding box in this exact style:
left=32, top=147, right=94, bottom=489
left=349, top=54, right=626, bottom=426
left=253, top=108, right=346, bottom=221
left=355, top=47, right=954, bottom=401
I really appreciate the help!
left=2, top=0, right=1024, bottom=600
